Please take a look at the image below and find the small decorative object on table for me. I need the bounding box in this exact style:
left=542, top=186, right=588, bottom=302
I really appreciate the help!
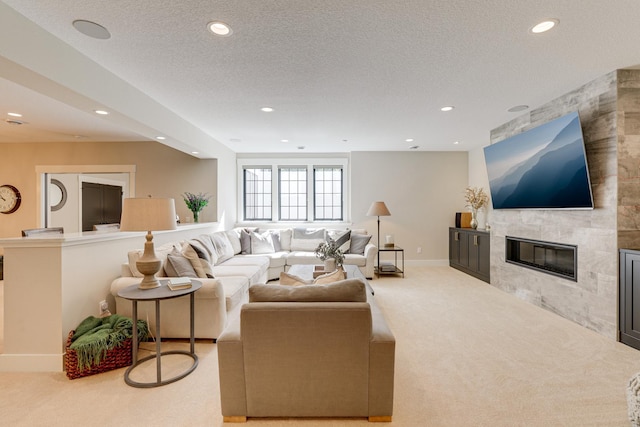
left=182, top=192, right=211, bottom=223
left=314, top=237, right=344, bottom=271
left=168, top=277, right=192, bottom=291
left=464, top=186, right=489, bottom=230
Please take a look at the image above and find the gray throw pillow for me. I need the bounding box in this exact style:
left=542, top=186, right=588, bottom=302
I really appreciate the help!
left=240, top=229, right=252, bottom=254
left=165, top=254, right=198, bottom=278
left=349, top=233, right=372, bottom=255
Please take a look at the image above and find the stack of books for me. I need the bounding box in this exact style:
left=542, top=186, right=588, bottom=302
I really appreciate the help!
left=167, top=277, right=192, bottom=291
left=379, top=262, right=396, bottom=272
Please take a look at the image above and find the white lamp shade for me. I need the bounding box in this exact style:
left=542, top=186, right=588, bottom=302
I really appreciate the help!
left=120, top=198, right=177, bottom=232
left=366, top=201, right=391, bottom=217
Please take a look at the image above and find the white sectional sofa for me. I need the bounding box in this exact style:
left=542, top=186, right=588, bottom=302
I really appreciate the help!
left=110, top=227, right=377, bottom=340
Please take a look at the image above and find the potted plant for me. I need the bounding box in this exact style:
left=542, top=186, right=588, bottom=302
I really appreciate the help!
left=314, top=238, right=345, bottom=271
left=182, top=192, right=210, bottom=223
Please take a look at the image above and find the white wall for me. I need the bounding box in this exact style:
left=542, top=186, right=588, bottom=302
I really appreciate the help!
left=350, top=151, right=468, bottom=263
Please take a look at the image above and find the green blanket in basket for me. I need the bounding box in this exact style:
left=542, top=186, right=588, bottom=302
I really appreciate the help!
left=70, top=314, right=148, bottom=371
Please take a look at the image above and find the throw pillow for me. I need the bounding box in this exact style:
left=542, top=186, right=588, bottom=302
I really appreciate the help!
left=270, top=230, right=283, bottom=251
left=181, top=242, right=208, bottom=278
left=165, top=253, right=198, bottom=278
left=249, top=279, right=367, bottom=302
left=193, top=235, right=218, bottom=265
left=199, top=258, right=214, bottom=278
left=349, top=233, right=372, bottom=255
left=225, top=230, right=242, bottom=255
left=210, top=231, right=235, bottom=264
left=279, top=272, right=311, bottom=286
left=326, top=229, right=351, bottom=252
left=279, top=228, right=293, bottom=250
left=240, top=229, right=252, bottom=254
left=188, top=239, right=212, bottom=263
left=250, top=230, right=275, bottom=254
left=291, top=228, right=326, bottom=251
left=313, top=268, right=345, bottom=285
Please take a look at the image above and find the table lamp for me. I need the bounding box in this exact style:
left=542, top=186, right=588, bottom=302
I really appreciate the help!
left=366, top=201, right=391, bottom=249
left=120, top=198, right=177, bottom=289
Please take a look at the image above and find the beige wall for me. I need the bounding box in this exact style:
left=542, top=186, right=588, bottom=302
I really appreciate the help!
left=350, top=151, right=468, bottom=263
left=0, top=140, right=220, bottom=239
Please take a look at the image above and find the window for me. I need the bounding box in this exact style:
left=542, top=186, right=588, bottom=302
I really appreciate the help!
left=238, top=158, right=348, bottom=223
left=244, top=167, right=272, bottom=221
left=314, top=167, right=343, bottom=221
left=279, top=167, right=307, bottom=221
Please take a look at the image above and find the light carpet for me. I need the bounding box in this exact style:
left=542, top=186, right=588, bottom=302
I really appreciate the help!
left=1, top=267, right=639, bottom=426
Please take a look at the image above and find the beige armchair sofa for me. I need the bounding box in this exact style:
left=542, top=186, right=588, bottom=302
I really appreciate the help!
left=217, top=279, right=395, bottom=422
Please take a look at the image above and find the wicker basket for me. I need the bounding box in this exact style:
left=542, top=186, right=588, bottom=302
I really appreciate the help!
left=64, top=330, right=133, bottom=380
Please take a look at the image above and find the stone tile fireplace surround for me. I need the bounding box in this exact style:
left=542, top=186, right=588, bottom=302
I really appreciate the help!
left=488, top=69, right=640, bottom=340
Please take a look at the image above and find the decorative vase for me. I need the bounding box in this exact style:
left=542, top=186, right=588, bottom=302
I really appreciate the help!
left=324, top=258, right=336, bottom=272
left=192, top=210, right=199, bottom=223
left=470, top=209, right=478, bottom=230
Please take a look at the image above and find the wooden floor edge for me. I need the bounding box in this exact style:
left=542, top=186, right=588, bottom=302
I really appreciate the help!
left=368, top=416, right=392, bottom=422
left=223, top=416, right=247, bottom=423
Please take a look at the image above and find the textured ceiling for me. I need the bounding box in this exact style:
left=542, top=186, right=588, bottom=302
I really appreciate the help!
left=2, top=0, right=640, bottom=156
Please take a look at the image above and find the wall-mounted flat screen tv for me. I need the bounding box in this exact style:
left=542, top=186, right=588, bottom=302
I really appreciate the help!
left=483, top=111, right=594, bottom=210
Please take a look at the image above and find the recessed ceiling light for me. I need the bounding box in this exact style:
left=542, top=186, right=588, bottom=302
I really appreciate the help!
left=280, top=139, right=289, bottom=143
left=94, top=109, right=109, bottom=115
left=155, top=136, right=166, bottom=140
left=297, top=146, right=305, bottom=150
left=530, top=19, right=558, bottom=34
left=261, top=107, right=274, bottom=112
left=508, top=105, right=529, bottom=113
left=406, top=138, right=414, bottom=143
left=7, top=112, right=22, bottom=117
left=440, top=106, right=454, bottom=112
left=409, top=145, right=419, bottom=150
left=191, top=151, right=199, bottom=154
left=342, top=139, right=348, bottom=143
left=208, top=21, right=232, bottom=37
left=453, top=141, right=460, bottom=145
left=72, top=20, right=111, bottom=39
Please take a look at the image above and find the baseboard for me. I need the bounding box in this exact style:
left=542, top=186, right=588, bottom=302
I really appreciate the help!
left=404, top=259, right=449, bottom=267
left=0, top=353, right=63, bottom=372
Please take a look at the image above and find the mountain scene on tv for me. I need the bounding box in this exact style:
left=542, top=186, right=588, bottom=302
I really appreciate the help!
left=484, top=112, right=593, bottom=209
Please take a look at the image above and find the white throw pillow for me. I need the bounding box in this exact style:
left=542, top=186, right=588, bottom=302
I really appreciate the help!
left=210, top=231, right=235, bottom=264
left=279, top=228, right=293, bottom=251
left=250, top=231, right=275, bottom=254
left=291, top=228, right=325, bottom=251
left=225, top=229, right=242, bottom=255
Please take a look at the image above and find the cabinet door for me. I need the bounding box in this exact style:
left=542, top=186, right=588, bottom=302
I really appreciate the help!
left=468, top=232, right=480, bottom=272
left=621, top=251, right=640, bottom=346
left=450, top=229, right=469, bottom=267
left=449, top=229, right=462, bottom=265
left=476, top=233, right=490, bottom=278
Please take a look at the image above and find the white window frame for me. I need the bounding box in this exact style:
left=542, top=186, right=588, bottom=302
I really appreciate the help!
left=237, top=157, right=350, bottom=225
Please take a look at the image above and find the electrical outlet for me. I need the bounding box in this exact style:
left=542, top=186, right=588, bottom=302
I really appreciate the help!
left=98, top=300, right=109, bottom=316
left=417, top=247, right=422, bottom=254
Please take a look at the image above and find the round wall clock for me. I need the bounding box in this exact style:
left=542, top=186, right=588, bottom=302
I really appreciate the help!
left=0, top=184, right=21, bottom=214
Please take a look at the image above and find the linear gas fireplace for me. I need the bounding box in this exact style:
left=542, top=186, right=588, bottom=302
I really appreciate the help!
left=505, top=236, right=577, bottom=281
